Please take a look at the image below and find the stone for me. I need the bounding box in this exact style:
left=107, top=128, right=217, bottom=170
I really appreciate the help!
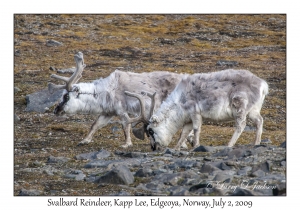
left=110, top=191, right=131, bottom=196
left=251, top=169, right=266, bottom=177
left=14, top=114, right=20, bottom=123
left=144, top=181, right=165, bottom=192
left=273, top=182, right=286, bottom=196
left=213, top=173, right=233, bottom=183
left=280, top=141, right=286, bottom=148
left=135, top=167, right=153, bottom=177
left=213, top=147, right=232, bottom=157
left=57, top=67, right=76, bottom=74
left=261, top=138, right=272, bottom=144
left=25, top=88, right=64, bottom=113
left=231, top=188, right=262, bottom=196
left=97, top=165, right=134, bottom=185
left=47, top=156, right=70, bottom=164
left=193, top=145, right=216, bottom=153
left=189, top=182, right=212, bottom=192
left=19, top=189, right=42, bottom=196
left=84, top=158, right=141, bottom=169
left=14, top=87, right=22, bottom=93
left=168, top=186, right=190, bottom=196
left=237, top=166, right=252, bottom=175
left=200, top=163, right=221, bottom=174
left=252, top=161, right=272, bottom=173
left=227, top=148, right=247, bottom=159
left=75, top=149, right=110, bottom=160
left=64, top=170, right=86, bottom=181
left=46, top=39, right=63, bottom=47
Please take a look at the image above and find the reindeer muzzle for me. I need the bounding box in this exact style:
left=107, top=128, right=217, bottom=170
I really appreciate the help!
left=54, top=93, right=69, bottom=115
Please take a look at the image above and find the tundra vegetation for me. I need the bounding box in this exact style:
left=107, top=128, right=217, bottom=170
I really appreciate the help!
left=14, top=14, right=286, bottom=196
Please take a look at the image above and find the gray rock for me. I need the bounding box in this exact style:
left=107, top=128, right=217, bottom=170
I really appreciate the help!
left=237, top=166, right=252, bottom=175
left=47, top=156, right=70, bottom=164
left=168, top=186, right=190, bottom=196
left=110, top=191, right=131, bottom=196
left=144, top=181, right=165, bottom=192
left=213, top=147, right=232, bottom=157
left=250, top=145, right=268, bottom=155
left=25, top=88, right=64, bottom=113
left=84, top=158, right=141, bottom=169
left=135, top=167, right=153, bottom=177
left=19, top=189, right=42, bottom=196
left=14, top=114, right=20, bottom=122
left=227, top=148, right=247, bottom=159
left=251, top=169, right=266, bottom=177
left=213, top=173, right=233, bottom=183
left=154, top=173, right=182, bottom=186
left=252, top=161, right=272, bottom=173
left=281, top=161, right=286, bottom=167
left=122, top=152, right=147, bottom=158
left=231, top=188, right=262, bottom=196
left=75, top=149, right=110, bottom=160
left=273, top=182, right=286, bottom=195
left=64, top=170, right=86, bottom=181
left=261, top=138, right=272, bottom=144
left=168, top=160, right=197, bottom=170
left=153, top=168, right=169, bottom=175
left=189, top=182, right=212, bottom=192
left=255, top=173, right=285, bottom=182
left=200, top=163, right=221, bottom=174
left=57, top=67, right=76, bottom=74
left=97, top=165, right=134, bottom=185
left=46, top=39, right=63, bottom=47
left=14, top=87, right=22, bottom=93
left=194, top=145, right=216, bottom=153
left=280, top=141, right=286, bottom=148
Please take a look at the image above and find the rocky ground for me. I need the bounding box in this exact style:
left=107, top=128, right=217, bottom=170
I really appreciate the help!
left=14, top=14, right=286, bottom=196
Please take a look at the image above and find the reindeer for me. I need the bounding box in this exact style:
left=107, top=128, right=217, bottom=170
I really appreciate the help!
left=125, top=69, right=269, bottom=151
left=48, top=52, right=188, bottom=148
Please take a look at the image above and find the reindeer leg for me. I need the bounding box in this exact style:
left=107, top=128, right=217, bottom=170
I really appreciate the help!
left=78, top=114, right=113, bottom=146
left=174, top=123, right=193, bottom=150
left=191, top=114, right=202, bottom=149
left=121, top=121, right=133, bottom=148
left=248, top=110, right=263, bottom=145
left=228, top=115, right=247, bottom=147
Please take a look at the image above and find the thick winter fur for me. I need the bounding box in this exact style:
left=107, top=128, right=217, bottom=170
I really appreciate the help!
left=55, top=70, right=185, bottom=147
left=147, top=69, right=268, bottom=150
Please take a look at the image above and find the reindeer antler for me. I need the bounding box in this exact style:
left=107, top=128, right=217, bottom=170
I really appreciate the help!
left=123, top=91, right=156, bottom=124
left=48, top=52, right=86, bottom=93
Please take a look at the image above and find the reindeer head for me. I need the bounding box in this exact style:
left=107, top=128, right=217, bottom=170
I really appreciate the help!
left=48, top=52, right=86, bottom=115
left=123, top=91, right=167, bottom=151
left=123, top=91, right=162, bottom=150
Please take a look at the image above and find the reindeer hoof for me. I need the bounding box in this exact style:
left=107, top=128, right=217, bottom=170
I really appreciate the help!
left=180, top=142, right=188, bottom=150
left=77, top=140, right=92, bottom=146
left=120, top=143, right=133, bottom=148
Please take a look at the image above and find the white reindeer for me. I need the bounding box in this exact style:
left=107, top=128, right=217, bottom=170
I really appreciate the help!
left=125, top=69, right=268, bottom=151
left=48, top=52, right=187, bottom=148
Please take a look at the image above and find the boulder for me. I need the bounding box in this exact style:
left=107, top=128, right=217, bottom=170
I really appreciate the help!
left=97, top=165, right=134, bottom=185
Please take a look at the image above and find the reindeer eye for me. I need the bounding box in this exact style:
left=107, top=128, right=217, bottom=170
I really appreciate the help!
left=63, top=93, right=70, bottom=102
left=148, top=128, right=154, bottom=136
left=74, top=87, right=79, bottom=92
